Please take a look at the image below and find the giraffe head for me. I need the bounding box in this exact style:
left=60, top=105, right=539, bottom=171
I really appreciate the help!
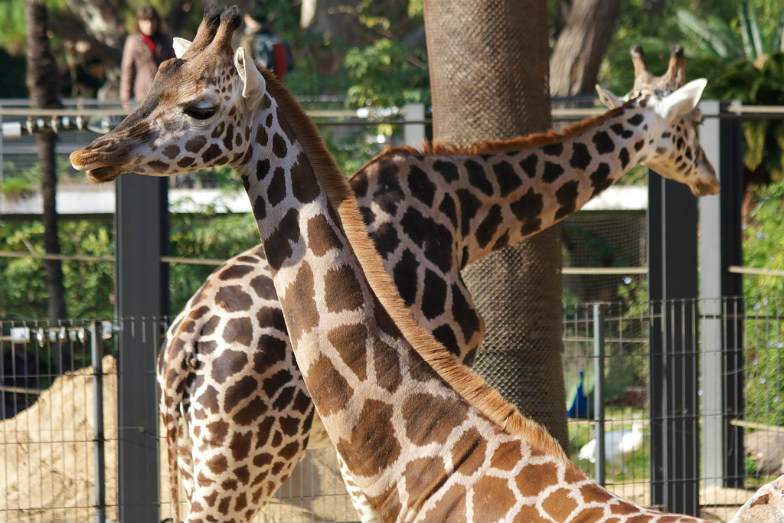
left=595, top=44, right=719, bottom=196
left=70, top=6, right=267, bottom=182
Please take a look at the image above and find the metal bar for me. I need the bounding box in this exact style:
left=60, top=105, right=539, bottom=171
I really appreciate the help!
left=404, top=103, right=426, bottom=147
left=593, top=303, right=605, bottom=486
left=91, top=321, right=106, bottom=523
left=728, top=266, right=784, bottom=277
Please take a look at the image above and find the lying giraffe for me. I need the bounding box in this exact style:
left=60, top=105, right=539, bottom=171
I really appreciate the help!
left=71, top=7, right=717, bottom=522
left=157, top=40, right=716, bottom=521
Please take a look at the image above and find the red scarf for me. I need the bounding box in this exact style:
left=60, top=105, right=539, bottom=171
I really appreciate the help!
left=140, top=33, right=156, bottom=54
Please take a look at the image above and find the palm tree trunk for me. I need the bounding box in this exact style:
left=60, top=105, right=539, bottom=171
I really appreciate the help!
left=25, top=0, right=68, bottom=321
left=423, top=0, right=569, bottom=450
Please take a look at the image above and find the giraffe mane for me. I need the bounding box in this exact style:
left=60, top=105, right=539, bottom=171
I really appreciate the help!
left=261, top=69, right=572, bottom=463
left=373, top=100, right=632, bottom=160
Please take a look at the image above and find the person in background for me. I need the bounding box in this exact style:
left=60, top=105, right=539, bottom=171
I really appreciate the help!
left=241, top=7, right=295, bottom=80
left=120, top=5, right=175, bottom=109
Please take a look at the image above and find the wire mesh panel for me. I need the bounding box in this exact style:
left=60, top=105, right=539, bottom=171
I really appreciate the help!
left=0, top=319, right=116, bottom=523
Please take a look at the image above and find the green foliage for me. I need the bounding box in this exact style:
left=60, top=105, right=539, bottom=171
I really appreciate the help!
left=743, top=179, right=784, bottom=301
left=0, top=218, right=115, bottom=319
left=0, top=177, right=35, bottom=198
left=343, top=38, right=429, bottom=108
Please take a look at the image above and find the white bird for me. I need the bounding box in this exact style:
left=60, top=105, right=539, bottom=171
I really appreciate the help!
left=578, top=422, right=644, bottom=471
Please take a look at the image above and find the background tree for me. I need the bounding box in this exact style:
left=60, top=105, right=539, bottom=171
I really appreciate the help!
left=25, top=0, right=67, bottom=322
left=423, top=0, right=569, bottom=449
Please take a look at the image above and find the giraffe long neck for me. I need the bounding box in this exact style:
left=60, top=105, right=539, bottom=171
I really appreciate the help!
left=450, top=105, right=648, bottom=265
left=234, top=80, right=564, bottom=520
left=356, top=105, right=648, bottom=268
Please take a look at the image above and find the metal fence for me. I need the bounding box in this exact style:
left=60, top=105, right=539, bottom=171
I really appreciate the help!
left=1, top=298, right=782, bottom=522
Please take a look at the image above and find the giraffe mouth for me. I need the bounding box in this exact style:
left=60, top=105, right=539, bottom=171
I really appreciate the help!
left=84, top=166, right=122, bottom=183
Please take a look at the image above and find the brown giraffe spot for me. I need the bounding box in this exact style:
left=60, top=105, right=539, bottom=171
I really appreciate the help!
left=185, top=136, right=207, bottom=153
left=515, top=462, right=558, bottom=497
left=234, top=492, right=247, bottom=513
left=279, top=415, right=299, bottom=436
left=265, top=208, right=300, bottom=271
left=257, top=306, right=286, bottom=331
left=279, top=441, right=300, bottom=460
left=373, top=339, right=401, bottom=393
left=210, top=349, right=248, bottom=384
left=163, top=145, right=180, bottom=159
left=336, top=398, right=401, bottom=477
left=372, top=294, right=402, bottom=339
left=279, top=262, right=319, bottom=341
left=230, top=430, right=253, bottom=461
left=628, top=515, right=654, bottom=523
left=305, top=354, right=351, bottom=417
left=211, top=121, right=225, bottom=139
left=224, top=375, right=258, bottom=413
left=196, top=472, right=211, bottom=487
left=272, top=385, right=295, bottom=410
left=404, top=457, right=447, bottom=513
left=271, top=431, right=283, bottom=448
left=221, top=478, right=237, bottom=491
left=422, top=483, right=467, bottom=522
left=221, top=123, right=234, bottom=151
left=276, top=105, right=298, bottom=143
left=191, top=501, right=204, bottom=513
left=177, top=156, right=196, bottom=168
left=491, top=440, right=522, bottom=470
left=222, top=317, right=253, bottom=346
left=405, top=345, right=437, bottom=382
left=202, top=143, right=222, bottom=163
left=255, top=123, right=268, bottom=146
left=207, top=454, right=229, bottom=475
left=512, top=504, right=547, bottom=523
left=218, top=264, right=254, bottom=280
left=205, top=420, right=229, bottom=446
left=473, top=476, right=516, bottom=522
left=610, top=500, right=639, bottom=515
left=147, top=160, right=168, bottom=171
left=234, top=465, right=249, bottom=484
left=234, top=397, right=269, bottom=426
left=292, top=390, right=311, bottom=414
left=327, top=323, right=368, bottom=380
left=249, top=274, right=277, bottom=300
left=564, top=463, right=586, bottom=483
left=216, top=285, right=253, bottom=312
left=198, top=385, right=220, bottom=414
left=307, top=214, right=342, bottom=256
left=291, top=153, right=320, bottom=203
left=366, top=481, right=402, bottom=522
left=580, top=483, right=613, bottom=504
left=572, top=506, right=606, bottom=523
left=197, top=340, right=217, bottom=355
left=254, top=336, right=286, bottom=370
left=324, top=264, right=364, bottom=313
left=272, top=133, right=287, bottom=158
left=201, top=315, right=220, bottom=336
left=542, top=488, right=578, bottom=520
left=253, top=453, right=273, bottom=468
left=263, top=368, right=293, bottom=398
left=402, top=393, right=467, bottom=446
left=217, top=496, right=230, bottom=515
left=604, top=518, right=620, bottom=523
left=271, top=461, right=285, bottom=475
left=450, top=427, right=487, bottom=474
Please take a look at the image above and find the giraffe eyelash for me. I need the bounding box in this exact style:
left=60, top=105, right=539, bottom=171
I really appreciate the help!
left=183, top=103, right=217, bottom=120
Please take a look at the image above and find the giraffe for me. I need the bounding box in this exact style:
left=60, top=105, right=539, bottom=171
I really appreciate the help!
left=71, top=7, right=717, bottom=522
left=156, top=40, right=716, bottom=521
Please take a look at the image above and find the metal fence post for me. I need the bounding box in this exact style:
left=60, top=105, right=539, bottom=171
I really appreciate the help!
left=647, top=169, right=699, bottom=515
left=698, top=100, right=744, bottom=489
left=91, top=320, right=106, bottom=523
left=593, top=303, right=605, bottom=486
left=116, top=175, right=167, bottom=522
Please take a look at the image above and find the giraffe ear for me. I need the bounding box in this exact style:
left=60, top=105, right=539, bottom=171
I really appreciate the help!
left=234, top=46, right=265, bottom=99
left=173, top=37, right=192, bottom=59
left=595, top=85, right=624, bottom=109
left=656, top=78, right=708, bottom=122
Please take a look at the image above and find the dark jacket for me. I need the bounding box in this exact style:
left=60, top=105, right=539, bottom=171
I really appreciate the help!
left=120, top=32, right=175, bottom=101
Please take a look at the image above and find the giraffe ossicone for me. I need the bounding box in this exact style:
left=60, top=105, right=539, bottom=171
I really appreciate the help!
left=71, top=8, right=714, bottom=522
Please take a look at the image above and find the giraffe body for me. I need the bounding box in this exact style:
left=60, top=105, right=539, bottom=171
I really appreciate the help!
left=71, top=10, right=715, bottom=522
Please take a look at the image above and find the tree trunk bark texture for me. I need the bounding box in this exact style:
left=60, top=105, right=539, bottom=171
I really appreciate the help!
left=25, top=0, right=68, bottom=321
left=549, top=0, right=622, bottom=96
left=423, top=0, right=569, bottom=450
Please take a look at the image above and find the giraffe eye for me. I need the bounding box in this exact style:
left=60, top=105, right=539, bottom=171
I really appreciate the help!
left=184, top=104, right=217, bottom=120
